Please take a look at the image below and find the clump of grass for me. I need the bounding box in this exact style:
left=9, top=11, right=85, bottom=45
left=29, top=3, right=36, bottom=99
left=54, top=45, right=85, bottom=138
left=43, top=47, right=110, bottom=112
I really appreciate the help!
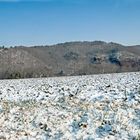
left=16, top=99, right=37, bottom=108
left=136, top=134, right=140, bottom=140
left=138, top=88, right=140, bottom=94
left=1, top=99, right=41, bottom=112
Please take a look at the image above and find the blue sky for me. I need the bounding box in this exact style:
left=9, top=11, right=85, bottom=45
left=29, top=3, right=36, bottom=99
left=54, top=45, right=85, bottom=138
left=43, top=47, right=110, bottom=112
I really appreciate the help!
left=0, top=0, right=140, bottom=46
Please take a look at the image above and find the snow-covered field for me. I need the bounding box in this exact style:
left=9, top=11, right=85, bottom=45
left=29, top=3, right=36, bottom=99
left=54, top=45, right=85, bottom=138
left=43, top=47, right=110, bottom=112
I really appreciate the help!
left=0, top=72, right=140, bottom=140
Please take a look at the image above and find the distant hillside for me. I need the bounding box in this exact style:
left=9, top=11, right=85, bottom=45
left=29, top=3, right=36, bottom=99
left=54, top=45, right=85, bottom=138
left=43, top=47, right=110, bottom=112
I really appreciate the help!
left=0, top=41, right=140, bottom=79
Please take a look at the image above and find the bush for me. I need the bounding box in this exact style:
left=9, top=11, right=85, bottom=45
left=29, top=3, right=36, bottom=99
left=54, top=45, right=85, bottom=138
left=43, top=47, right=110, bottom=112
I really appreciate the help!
left=63, top=52, right=79, bottom=60
left=90, top=57, right=101, bottom=64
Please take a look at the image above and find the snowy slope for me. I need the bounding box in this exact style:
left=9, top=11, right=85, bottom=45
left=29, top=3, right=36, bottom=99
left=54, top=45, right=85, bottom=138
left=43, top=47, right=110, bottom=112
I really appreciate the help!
left=0, top=72, right=140, bottom=140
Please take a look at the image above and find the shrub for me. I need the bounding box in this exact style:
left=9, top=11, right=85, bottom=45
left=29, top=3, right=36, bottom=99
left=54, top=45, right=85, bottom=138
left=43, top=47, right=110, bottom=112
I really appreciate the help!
left=63, top=52, right=79, bottom=60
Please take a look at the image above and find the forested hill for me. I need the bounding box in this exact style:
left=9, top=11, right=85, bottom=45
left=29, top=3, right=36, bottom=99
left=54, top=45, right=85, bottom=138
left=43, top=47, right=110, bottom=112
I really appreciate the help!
left=0, top=41, right=140, bottom=79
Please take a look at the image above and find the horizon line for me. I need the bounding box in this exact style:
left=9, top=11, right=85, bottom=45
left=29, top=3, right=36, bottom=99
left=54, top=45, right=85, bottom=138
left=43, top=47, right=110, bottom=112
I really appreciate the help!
left=0, top=40, right=139, bottom=48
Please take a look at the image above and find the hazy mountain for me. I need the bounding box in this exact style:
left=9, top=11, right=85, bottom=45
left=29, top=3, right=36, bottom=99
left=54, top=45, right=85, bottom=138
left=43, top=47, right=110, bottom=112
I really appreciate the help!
left=0, top=41, right=140, bottom=79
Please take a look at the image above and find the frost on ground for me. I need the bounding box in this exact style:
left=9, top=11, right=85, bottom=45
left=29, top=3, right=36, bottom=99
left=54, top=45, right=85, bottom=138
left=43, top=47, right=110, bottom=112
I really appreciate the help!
left=0, top=72, right=140, bottom=140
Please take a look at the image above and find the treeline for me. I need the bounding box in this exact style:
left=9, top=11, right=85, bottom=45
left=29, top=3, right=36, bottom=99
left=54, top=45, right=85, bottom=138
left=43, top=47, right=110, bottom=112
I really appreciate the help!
left=1, top=71, right=52, bottom=79
left=2, top=71, right=33, bottom=79
left=0, top=46, right=11, bottom=49
left=0, top=46, right=5, bottom=49
left=0, top=46, right=24, bottom=49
